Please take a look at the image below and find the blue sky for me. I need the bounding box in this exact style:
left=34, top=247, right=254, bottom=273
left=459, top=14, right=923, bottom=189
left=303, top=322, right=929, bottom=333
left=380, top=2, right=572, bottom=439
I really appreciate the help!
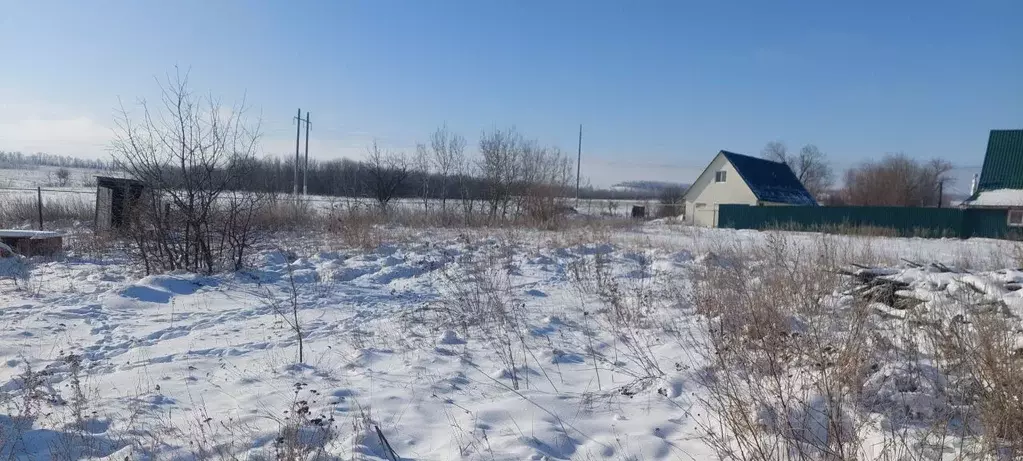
left=1, top=0, right=1020, bottom=189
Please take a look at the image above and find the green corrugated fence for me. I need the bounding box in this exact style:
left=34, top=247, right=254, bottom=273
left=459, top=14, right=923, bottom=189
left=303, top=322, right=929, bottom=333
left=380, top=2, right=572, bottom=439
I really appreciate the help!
left=716, top=205, right=1023, bottom=240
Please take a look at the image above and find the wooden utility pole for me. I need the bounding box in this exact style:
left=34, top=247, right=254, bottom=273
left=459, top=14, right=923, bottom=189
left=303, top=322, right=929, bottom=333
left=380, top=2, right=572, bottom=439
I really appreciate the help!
left=37, top=187, right=43, bottom=230
left=575, top=124, right=582, bottom=206
left=294, top=108, right=301, bottom=196
left=303, top=111, right=311, bottom=195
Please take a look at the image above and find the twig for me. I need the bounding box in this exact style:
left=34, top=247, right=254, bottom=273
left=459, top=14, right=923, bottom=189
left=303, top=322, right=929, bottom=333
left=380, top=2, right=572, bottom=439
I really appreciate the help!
left=464, top=360, right=609, bottom=451
left=900, top=258, right=924, bottom=268
left=375, top=425, right=400, bottom=461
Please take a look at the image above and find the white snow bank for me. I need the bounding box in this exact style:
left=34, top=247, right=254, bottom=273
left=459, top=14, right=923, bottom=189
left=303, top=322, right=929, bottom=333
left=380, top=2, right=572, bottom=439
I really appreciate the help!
left=0, top=230, right=62, bottom=238
left=0, top=242, right=28, bottom=281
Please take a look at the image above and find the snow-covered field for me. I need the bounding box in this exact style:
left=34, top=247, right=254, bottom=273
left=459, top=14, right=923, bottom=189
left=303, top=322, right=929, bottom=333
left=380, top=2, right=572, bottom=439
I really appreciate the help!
left=0, top=166, right=105, bottom=191
left=1, top=224, right=1022, bottom=460
left=0, top=167, right=645, bottom=222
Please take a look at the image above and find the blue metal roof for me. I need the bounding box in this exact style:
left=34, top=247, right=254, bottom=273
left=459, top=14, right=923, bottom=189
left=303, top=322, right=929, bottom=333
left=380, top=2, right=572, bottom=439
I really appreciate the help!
left=721, top=151, right=817, bottom=205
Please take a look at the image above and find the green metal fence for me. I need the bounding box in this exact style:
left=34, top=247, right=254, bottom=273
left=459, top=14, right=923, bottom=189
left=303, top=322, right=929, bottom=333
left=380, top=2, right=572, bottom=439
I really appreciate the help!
left=717, top=205, right=1021, bottom=240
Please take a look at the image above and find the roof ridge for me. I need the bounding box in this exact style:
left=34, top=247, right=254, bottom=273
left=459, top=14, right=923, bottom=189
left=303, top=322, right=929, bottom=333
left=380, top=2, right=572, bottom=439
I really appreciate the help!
left=719, top=150, right=788, bottom=167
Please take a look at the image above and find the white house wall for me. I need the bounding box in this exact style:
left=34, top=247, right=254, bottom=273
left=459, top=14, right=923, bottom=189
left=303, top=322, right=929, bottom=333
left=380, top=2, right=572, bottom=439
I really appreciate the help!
left=684, top=153, right=758, bottom=227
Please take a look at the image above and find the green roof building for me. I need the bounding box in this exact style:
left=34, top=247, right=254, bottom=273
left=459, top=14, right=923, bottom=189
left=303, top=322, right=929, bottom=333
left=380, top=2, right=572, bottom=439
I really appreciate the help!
left=963, top=129, right=1023, bottom=236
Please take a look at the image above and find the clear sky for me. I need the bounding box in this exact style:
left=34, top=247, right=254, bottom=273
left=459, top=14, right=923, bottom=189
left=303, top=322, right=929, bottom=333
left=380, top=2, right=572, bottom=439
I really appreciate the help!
left=1, top=0, right=1020, bottom=189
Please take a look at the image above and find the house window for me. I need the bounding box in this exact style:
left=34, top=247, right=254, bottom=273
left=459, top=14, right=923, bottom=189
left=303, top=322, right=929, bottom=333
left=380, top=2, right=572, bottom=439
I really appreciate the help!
left=1009, top=210, right=1023, bottom=227
left=695, top=203, right=706, bottom=208
left=715, top=171, right=727, bottom=182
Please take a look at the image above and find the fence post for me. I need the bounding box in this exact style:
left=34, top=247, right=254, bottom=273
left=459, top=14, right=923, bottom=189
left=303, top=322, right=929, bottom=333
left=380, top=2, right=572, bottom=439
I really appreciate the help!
left=37, top=187, right=44, bottom=231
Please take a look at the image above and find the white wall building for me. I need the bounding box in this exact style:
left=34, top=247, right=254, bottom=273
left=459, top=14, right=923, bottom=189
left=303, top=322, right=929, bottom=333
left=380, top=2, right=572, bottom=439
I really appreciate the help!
left=683, top=150, right=817, bottom=227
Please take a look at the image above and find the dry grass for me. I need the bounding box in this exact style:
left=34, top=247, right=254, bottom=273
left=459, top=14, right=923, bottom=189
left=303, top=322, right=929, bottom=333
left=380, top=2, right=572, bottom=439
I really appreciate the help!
left=764, top=222, right=961, bottom=239
left=675, top=232, right=1023, bottom=460
left=681, top=235, right=871, bottom=460
left=0, top=196, right=93, bottom=229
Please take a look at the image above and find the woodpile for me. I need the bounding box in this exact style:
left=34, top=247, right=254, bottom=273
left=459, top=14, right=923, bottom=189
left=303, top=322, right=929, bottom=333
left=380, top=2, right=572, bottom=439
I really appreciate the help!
left=839, top=264, right=922, bottom=310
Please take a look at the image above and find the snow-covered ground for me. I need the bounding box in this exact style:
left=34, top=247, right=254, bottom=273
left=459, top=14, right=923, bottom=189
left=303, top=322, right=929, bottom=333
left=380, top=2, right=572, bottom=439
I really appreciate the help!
left=1, top=224, right=1021, bottom=460
left=0, top=166, right=106, bottom=190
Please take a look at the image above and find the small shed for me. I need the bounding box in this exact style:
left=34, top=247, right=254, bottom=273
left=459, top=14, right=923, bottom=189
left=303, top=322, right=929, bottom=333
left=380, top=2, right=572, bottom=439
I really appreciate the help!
left=95, top=176, right=147, bottom=231
left=0, top=230, right=63, bottom=257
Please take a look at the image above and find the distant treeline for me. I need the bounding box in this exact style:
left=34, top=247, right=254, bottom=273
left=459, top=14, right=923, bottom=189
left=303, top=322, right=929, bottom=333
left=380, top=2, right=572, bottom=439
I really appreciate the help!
left=0, top=151, right=113, bottom=170
left=0, top=148, right=672, bottom=202
left=232, top=156, right=672, bottom=202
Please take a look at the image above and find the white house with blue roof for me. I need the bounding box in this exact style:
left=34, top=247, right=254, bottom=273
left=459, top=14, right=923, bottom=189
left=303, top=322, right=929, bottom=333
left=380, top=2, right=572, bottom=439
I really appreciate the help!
left=683, top=150, right=818, bottom=226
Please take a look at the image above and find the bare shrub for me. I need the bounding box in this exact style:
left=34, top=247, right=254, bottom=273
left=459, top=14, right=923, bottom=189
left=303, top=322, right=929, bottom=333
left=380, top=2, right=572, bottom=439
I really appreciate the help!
left=428, top=246, right=527, bottom=390
left=271, top=382, right=340, bottom=460
left=55, top=168, right=71, bottom=187
left=567, top=247, right=665, bottom=387
left=251, top=197, right=324, bottom=233
left=112, top=68, right=264, bottom=274
left=842, top=153, right=953, bottom=207
left=328, top=207, right=386, bottom=250
left=684, top=234, right=876, bottom=460
left=63, top=232, right=119, bottom=261
left=657, top=185, right=685, bottom=218
left=924, top=298, right=1023, bottom=458
left=0, top=196, right=93, bottom=228
left=262, top=251, right=305, bottom=363
left=364, top=141, right=410, bottom=211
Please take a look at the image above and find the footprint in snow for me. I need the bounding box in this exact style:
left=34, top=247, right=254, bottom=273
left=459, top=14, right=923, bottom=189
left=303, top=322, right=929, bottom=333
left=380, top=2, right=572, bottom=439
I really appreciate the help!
left=438, top=330, right=466, bottom=345
left=368, top=265, right=426, bottom=284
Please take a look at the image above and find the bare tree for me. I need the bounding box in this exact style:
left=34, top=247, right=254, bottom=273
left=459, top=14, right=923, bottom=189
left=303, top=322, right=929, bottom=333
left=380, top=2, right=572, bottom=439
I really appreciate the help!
left=455, top=148, right=476, bottom=225
left=842, top=153, right=954, bottom=206
left=517, top=141, right=574, bottom=225
left=478, top=128, right=523, bottom=219
left=414, top=143, right=431, bottom=212
left=112, top=68, right=263, bottom=274
left=431, top=125, right=465, bottom=213
left=761, top=141, right=788, bottom=163
left=761, top=141, right=834, bottom=199
left=657, top=185, right=686, bottom=218
left=55, top=168, right=71, bottom=187
left=364, top=141, right=410, bottom=211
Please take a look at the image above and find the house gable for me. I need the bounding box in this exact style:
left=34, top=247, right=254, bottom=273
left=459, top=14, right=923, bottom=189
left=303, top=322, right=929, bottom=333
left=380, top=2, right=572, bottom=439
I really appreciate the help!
left=683, top=152, right=758, bottom=206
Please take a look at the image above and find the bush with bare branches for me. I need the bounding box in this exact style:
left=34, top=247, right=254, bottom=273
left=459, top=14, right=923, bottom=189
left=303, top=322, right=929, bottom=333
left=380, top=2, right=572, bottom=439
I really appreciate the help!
left=112, top=69, right=267, bottom=274
left=842, top=153, right=953, bottom=207
left=364, top=141, right=410, bottom=211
